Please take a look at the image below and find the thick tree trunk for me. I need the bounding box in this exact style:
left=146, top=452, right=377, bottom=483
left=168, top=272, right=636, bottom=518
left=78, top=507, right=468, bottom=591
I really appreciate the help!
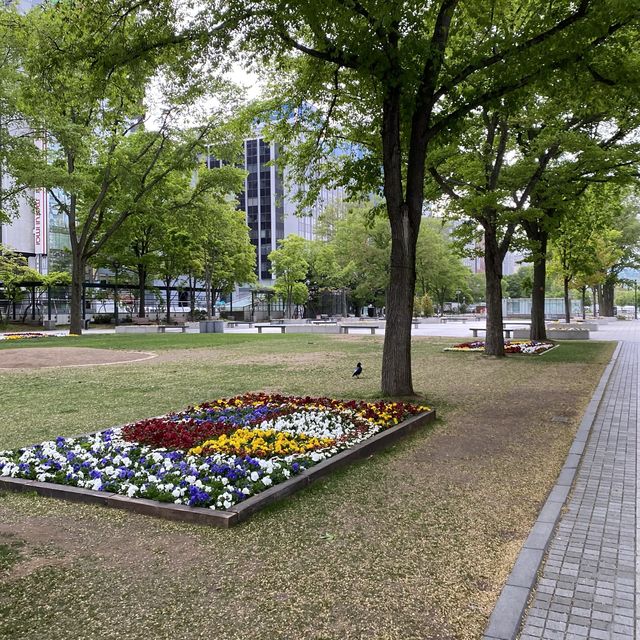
left=529, top=231, right=548, bottom=340
left=601, top=280, right=615, bottom=317
left=483, top=226, right=505, bottom=357
left=382, top=204, right=418, bottom=395
left=137, top=264, right=147, bottom=318
left=69, top=253, right=85, bottom=335
left=581, top=286, right=587, bottom=320
left=563, top=277, right=571, bottom=323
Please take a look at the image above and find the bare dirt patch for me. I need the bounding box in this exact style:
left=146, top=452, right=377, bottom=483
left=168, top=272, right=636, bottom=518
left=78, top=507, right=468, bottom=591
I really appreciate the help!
left=0, top=347, right=156, bottom=370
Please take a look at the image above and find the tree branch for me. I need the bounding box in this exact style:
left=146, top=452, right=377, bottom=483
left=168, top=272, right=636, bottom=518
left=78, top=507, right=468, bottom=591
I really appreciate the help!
left=433, top=0, right=592, bottom=101
left=429, top=166, right=461, bottom=200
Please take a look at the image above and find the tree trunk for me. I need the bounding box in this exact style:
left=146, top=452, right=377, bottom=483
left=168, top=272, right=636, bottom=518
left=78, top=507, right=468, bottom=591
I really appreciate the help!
left=529, top=231, right=548, bottom=340
left=563, top=276, right=571, bottom=323
left=601, top=280, right=615, bottom=317
left=189, top=274, right=196, bottom=320
left=137, top=264, right=147, bottom=318
left=592, top=286, right=599, bottom=316
left=382, top=203, right=417, bottom=395
left=581, top=286, right=587, bottom=320
left=483, top=225, right=505, bottom=356
left=165, top=280, right=171, bottom=324
left=69, top=252, right=85, bottom=335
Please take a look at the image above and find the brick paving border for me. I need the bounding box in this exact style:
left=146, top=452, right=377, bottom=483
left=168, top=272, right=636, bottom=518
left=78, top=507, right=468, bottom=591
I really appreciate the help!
left=0, top=409, right=435, bottom=528
left=483, top=342, right=624, bottom=640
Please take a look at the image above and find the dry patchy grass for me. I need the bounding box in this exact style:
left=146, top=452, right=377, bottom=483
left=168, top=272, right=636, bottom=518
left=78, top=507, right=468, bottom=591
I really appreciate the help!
left=0, top=335, right=614, bottom=639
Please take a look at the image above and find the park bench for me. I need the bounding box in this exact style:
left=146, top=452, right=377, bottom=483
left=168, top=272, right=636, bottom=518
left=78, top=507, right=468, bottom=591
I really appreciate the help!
left=255, top=323, right=287, bottom=334
left=226, top=321, right=253, bottom=328
left=339, top=324, right=379, bottom=335
left=157, top=324, right=188, bottom=333
left=469, top=326, right=515, bottom=339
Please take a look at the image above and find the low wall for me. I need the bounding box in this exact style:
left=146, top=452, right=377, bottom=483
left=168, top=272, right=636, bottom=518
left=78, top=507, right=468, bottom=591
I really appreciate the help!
left=547, top=329, right=589, bottom=340
left=285, top=324, right=340, bottom=334
left=115, top=326, right=159, bottom=334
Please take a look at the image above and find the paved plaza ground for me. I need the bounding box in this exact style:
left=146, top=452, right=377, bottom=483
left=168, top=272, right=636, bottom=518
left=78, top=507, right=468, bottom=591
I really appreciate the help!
left=476, top=320, right=640, bottom=640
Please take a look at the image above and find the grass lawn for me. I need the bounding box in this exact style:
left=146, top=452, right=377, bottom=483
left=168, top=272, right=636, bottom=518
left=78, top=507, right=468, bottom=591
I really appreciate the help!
left=0, top=333, right=614, bottom=639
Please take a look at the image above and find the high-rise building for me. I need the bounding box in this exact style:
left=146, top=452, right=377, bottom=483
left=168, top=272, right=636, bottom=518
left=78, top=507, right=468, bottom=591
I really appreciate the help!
left=209, top=135, right=345, bottom=285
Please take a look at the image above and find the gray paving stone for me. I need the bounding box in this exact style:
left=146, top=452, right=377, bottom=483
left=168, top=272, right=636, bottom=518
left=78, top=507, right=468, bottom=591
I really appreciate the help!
left=485, top=341, right=639, bottom=640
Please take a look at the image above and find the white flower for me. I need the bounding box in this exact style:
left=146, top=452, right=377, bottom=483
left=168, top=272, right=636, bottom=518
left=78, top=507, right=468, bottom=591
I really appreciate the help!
left=262, top=476, right=273, bottom=486
left=126, top=485, right=138, bottom=497
left=250, top=471, right=259, bottom=482
left=172, top=488, right=182, bottom=498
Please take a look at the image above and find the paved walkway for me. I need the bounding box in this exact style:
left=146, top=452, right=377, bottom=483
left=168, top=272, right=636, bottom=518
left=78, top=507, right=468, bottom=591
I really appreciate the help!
left=484, top=332, right=639, bottom=639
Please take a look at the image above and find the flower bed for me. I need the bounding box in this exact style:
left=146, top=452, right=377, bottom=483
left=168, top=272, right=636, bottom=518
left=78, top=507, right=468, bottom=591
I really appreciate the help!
left=0, top=332, right=54, bottom=341
left=444, top=340, right=556, bottom=355
left=0, top=393, right=431, bottom=512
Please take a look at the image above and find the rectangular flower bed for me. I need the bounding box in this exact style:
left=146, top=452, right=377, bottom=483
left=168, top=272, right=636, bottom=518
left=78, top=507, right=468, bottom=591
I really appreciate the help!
left=444, top=340, right=557, bottom=354
left=0, top=393, right=435, bottom=527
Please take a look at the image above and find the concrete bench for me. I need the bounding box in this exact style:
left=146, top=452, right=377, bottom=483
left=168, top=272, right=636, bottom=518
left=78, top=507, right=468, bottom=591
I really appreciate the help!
left=157, top=324, right=188, bottom=333
left=469, top=326, right=514, bottom=339
left=255, top=324, right=286, bottom=334
left=340, top=324, right=379, bottom=335
left=226, top=321, right=253, bottom=328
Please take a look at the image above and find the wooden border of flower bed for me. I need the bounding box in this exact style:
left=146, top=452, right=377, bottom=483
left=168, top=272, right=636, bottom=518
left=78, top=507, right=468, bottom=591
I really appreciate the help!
left=0, top=409, right=436, bottom=528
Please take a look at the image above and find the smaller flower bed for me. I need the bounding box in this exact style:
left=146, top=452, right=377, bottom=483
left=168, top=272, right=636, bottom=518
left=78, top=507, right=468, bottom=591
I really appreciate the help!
left=444, top=340, right=556, bottom=355
left=0, top=332, right=52, bottom=341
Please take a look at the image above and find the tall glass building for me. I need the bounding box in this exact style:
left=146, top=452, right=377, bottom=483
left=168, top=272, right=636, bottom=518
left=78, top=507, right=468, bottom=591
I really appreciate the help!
left=210, top=135, right=345, bottom=285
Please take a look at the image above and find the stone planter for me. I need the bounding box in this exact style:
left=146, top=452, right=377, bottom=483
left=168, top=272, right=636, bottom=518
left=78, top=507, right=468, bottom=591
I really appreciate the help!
left=546, top=328, right=589, bottom=340
left=547, top=322, right=597, bottom=331
left=199, top=320, right=224, bottom=333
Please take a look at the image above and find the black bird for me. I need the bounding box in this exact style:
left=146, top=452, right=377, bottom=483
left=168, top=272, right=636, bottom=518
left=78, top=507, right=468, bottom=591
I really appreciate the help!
left=352, top=362, right=363, bottom=378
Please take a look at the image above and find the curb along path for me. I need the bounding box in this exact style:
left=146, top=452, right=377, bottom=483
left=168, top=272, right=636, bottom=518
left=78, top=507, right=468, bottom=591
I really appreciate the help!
left=485, top=341, right=637, bottom=639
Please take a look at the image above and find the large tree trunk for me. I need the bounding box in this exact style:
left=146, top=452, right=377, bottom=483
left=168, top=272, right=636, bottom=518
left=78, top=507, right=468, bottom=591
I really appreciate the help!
left=382, top=204, right=418, bottom=395
left=69, top=252, right=85, bottom=335
left=601, top=280, right=615, bottom=317
left=380, top=81, right=420, bottom=396
left=483, top=225, right=505, bottom=356
left=581, top=286, right=587, bottom=320
left=137, top=264, right=147, bottom=318
left=529, top=230, right=548, bottom=340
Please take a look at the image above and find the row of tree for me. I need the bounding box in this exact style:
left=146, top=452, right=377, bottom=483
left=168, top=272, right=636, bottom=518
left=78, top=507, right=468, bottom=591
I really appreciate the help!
left=268, top=205, right=471, bottom=318
left=2, top=1, right=640, bottom=395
